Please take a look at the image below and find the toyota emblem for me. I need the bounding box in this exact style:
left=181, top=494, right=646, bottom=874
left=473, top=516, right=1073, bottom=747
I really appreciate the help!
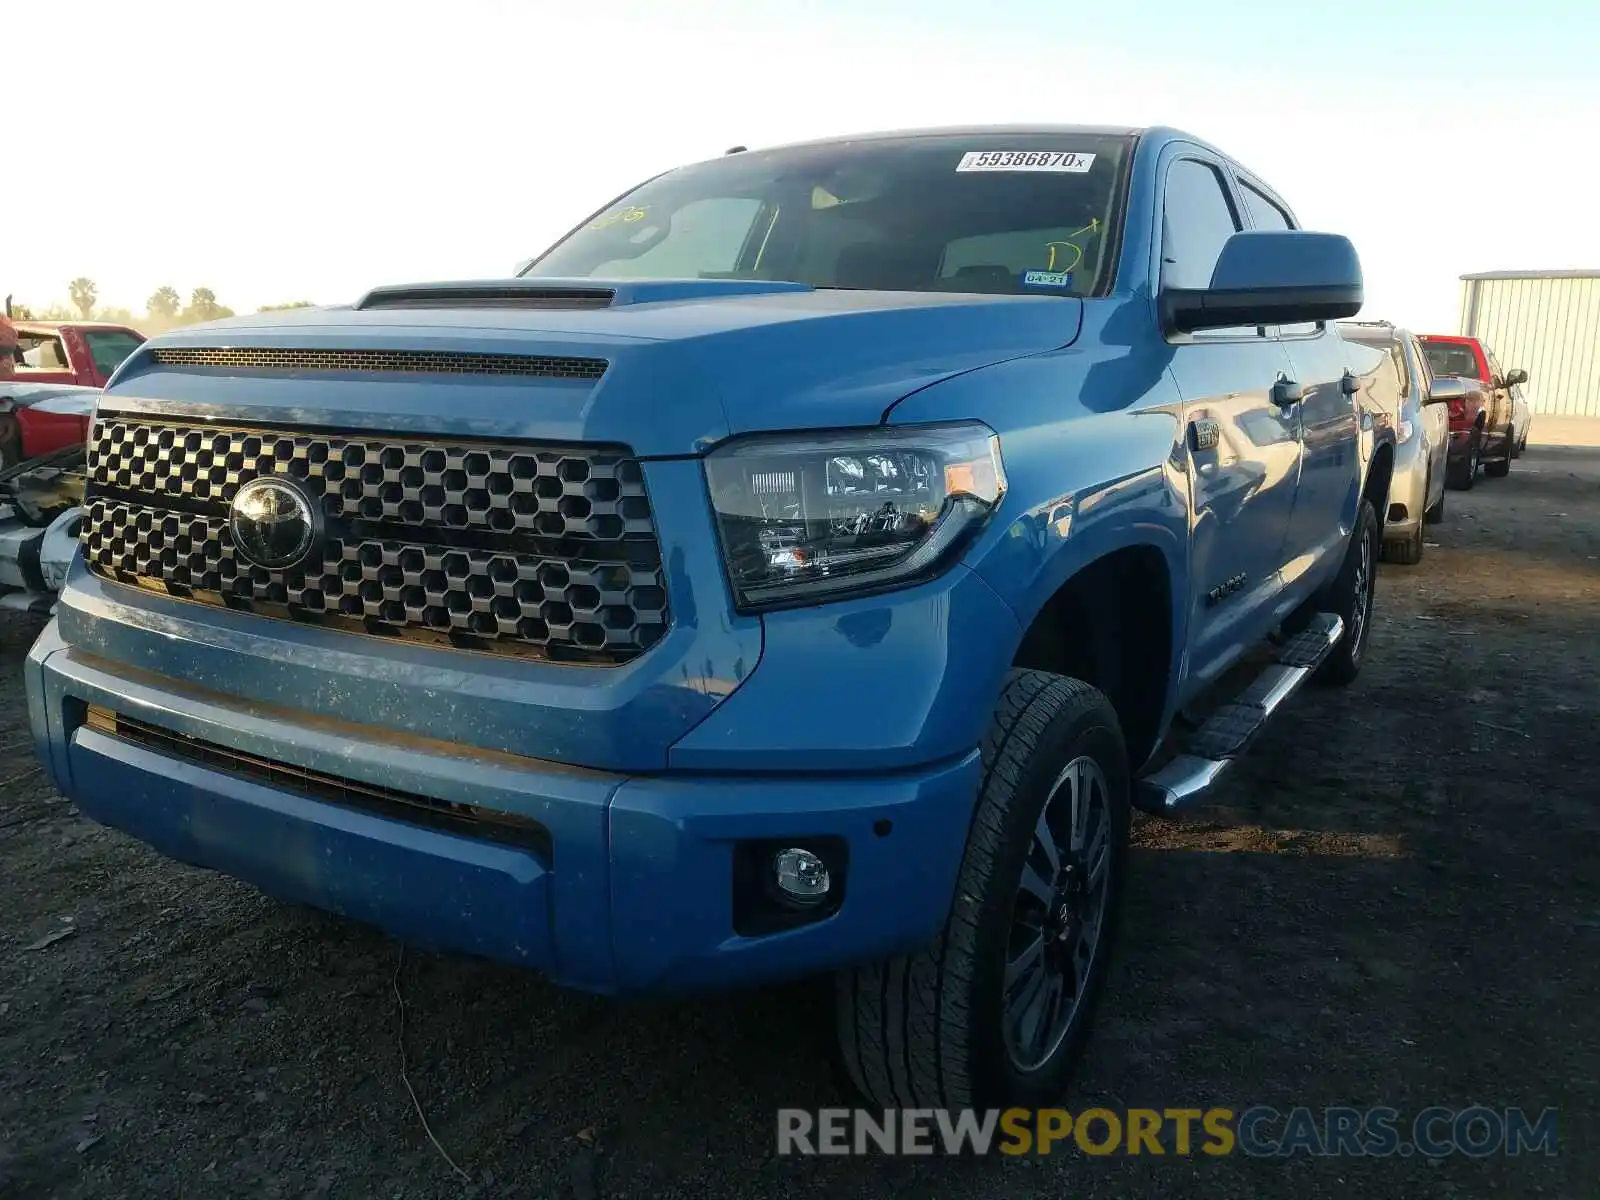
left=229, top=477, right=319, bottom=571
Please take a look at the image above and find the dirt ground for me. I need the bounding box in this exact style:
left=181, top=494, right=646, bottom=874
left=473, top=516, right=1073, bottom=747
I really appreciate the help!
left=2, top=432, right=1597, bottom=1199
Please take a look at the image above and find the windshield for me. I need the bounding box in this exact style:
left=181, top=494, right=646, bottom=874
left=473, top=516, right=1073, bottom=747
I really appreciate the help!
left=522, top=133, right=1133, bottom=298
left=1421, top=340, right=1482, bottom=379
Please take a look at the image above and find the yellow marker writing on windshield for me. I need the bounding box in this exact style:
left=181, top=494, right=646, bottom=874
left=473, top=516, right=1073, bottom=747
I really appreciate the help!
left=1044, top=218, right=1102, bottom=272
left=589, top=205, right=650, bottom=230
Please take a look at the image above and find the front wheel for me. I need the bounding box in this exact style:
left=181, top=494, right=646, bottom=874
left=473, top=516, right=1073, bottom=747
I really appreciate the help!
left=1382, top=522, right=1423, bottom=566
left=1424, top=480, right=1446, bottom=524
left=835, top=670, right=1129, bottom=1109
left=1315, top=498, right=1379, bottom=687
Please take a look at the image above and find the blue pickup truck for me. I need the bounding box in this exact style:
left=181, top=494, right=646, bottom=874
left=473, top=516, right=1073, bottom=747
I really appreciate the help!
left=26, top=124, right=1392, bottom=1109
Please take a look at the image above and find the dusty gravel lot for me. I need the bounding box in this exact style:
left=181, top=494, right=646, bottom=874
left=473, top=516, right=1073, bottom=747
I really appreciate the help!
left=2, top=431, right=1597, bottom=1199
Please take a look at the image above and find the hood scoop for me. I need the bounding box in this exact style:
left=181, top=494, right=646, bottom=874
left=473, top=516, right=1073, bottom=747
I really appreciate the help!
left=143, top=346, right=608, bottom=380
left=355, top=280, right=618, bottom=311
left=353, top=277, right=815, bottom=312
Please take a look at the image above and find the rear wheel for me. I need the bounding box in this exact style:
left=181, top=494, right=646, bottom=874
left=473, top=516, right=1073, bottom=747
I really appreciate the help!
left=0, top=415, right=21, bottom=470
left=1316, top=499, right=1379, bottom=687
left=1484, top=427, right=1512, bottom=478
left=835, top=670, right=1129, bottom=1109
left=1447, top=430, right=1480, bottom=490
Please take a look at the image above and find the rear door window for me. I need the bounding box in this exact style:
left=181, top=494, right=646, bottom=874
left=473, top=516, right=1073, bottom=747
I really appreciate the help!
left=1238, top=180, right=1318, bottom=336
left=1239, top=181, right=1294, bottom=233
left=15, top=331, right=70, bottom=372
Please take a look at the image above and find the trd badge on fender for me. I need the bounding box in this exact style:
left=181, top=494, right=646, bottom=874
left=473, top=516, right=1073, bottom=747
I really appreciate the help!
left=229, top=477, right=319, bottom=571
left=1206, top=571, right=1247, bottom=606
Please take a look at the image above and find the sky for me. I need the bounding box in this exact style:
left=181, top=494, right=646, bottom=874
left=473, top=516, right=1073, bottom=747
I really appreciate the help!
left=9, top=0, right=1597, bottom=334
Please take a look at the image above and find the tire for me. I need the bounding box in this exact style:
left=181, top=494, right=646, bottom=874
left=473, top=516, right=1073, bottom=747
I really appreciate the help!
left=0, top=416, right=20, bottom=470
left=1315, top=498, right=1379, bottom=687
left=1382, top=523, right=1423, bottom=566
left=835, top=670, right=1130, bottom=1109
left=1446, top=430, right=1480, bottom=490
left=1484, top=427, right=1512, bottom=478
left=1424, top=482, right=1446, bottom=524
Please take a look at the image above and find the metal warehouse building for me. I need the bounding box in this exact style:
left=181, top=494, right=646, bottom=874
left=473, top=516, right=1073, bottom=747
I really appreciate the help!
left=1457, top=270, right=1600, bottom=417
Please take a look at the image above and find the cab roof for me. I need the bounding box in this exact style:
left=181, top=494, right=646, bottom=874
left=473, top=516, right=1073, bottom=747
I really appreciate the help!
left=719, top=123, right=1219, bottom=157
left=14, top=320, right=144, bottom=332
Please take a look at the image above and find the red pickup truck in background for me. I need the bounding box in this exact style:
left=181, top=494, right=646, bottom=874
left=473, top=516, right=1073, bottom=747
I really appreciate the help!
left=9, top=319, right=145, bottom=387
left=1, top=311, right=96, bottom=609
left=1417, top=333, right=1525, bottom=490
left=1, top=310, right=131, bottom=465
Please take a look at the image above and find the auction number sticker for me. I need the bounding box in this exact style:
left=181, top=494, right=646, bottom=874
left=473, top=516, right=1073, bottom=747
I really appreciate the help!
left=956, top=150, right=1096, bottom=173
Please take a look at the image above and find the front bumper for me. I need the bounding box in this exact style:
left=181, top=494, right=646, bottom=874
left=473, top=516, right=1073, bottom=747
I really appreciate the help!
left=26, top=621, right=983, bottom=996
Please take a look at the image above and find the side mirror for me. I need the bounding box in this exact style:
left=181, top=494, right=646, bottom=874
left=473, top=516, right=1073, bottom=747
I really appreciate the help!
left=1425, top=376, right=1467, bottom=405
left=1161, top=230, right=1363, bottom=333
left=1505, top=367, right=1528, bottom=386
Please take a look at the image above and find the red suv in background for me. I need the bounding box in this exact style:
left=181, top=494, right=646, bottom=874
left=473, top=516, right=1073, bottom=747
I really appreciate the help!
left=1417, top=334, right=1524, bottom=489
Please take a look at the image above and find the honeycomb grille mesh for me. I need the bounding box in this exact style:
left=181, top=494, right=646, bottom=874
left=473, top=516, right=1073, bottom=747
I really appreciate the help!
left=82, top=418, right=669, bottom=664
left=147, top=346, right=608, bottom=380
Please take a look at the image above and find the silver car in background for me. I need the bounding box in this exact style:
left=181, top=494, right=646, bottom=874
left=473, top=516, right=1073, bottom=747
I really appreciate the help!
left=1511, top=378, right=1534, bottom=456
left=1338, top=320, right=1460, bottom=565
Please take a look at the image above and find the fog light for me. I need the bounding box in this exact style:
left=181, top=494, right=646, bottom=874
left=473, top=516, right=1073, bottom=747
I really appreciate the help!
left=773, top=847, right=830, bottom=903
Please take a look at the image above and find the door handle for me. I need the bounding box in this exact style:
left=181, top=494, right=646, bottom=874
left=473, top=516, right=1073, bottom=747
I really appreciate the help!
left=1272, top=375, right=1305, bottom=407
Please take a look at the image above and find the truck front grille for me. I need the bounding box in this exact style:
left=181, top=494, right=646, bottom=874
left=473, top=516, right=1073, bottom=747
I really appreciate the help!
left=81, top=417, right=670, bottom=665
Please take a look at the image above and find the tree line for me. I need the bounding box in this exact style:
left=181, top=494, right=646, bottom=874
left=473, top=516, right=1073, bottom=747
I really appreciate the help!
left=9, top=277, right=315, bottom=335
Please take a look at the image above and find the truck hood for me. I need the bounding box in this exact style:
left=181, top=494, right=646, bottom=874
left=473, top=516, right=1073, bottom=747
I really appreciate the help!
left=104, top=279, right=1082, bottom=454
left=1, top=381, right=102, bottom=412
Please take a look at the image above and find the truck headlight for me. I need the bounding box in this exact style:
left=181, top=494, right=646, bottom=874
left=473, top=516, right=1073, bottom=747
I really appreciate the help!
left=704, top=421, right=1006, bottom=611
